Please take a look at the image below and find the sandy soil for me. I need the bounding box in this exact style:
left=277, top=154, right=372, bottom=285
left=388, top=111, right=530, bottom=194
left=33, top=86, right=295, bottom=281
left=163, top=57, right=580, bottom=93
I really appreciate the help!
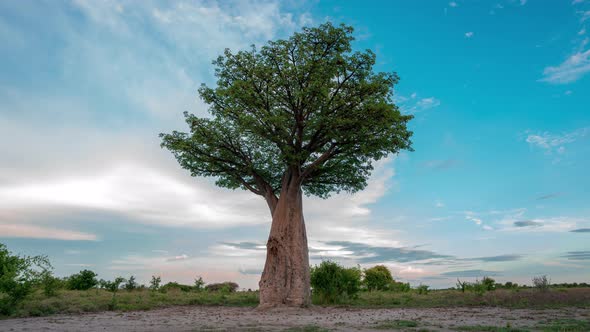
left=0, top=306, right=588, bottom=331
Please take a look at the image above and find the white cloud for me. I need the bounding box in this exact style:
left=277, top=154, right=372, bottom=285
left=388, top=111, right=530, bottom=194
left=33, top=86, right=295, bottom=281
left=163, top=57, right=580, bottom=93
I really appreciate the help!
left=167, top=254, right=190, bottom=261
left=580, top=27, right=587, bottom=35
left=0, top=164, right=268, bottom=229
left=435, top=200, right=445, bottom=208
left=525, top=127, right=589, bottom=154
left=398, top=94, right=441, bottom=114
left=541, top=48, right=590, bottom=83
left=520, top=0, right=527, bottom=5
left=416, top=97, right=441, bottom=110
left=449, top=2, right=458, bottom=7
left=465, top=31, right=474, bottom=38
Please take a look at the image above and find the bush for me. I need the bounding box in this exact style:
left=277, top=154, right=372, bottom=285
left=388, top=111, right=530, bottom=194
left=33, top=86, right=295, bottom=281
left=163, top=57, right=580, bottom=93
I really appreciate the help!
left=149, top=275, right=161, bottom=291
left=310, top=261, right=361, bottom=304
left=99, top=277, right=126, bottom=293
left=363, top=265, right=393, bottom=291
left=194, top=276, right=205, bottom=291
left=533, top=275, right=550, bottom=292
left=124, top=275, right=138, bottom=291
left=205, top=282, right=239, bottom=293
left=389, top=280, right=411, bottom=292
left=40, top=271, right=64, bottom=297
left=482, top=277, right=496, bottom=291
left=456, top=279, right=468, bottom=293
left=99, top=277, right=125, bottom=310
left=67, top=269, right=98, bottom=290
left=415, top=284, right=429, bottom=295
left=161, top=281, right=195, bottom=292
left=0, top=243, right=51, bottom=315
left=503, top=281, right=519, bottom=289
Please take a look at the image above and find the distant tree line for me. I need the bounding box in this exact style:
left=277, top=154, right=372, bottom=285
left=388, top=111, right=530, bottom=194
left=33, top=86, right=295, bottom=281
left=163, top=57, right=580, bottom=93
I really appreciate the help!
left=0, top=243, right=240, bottom=315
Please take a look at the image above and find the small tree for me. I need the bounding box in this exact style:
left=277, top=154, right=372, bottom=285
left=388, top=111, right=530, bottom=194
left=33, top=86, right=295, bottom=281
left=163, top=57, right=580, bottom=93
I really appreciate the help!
left=161, top=22, right=413, bottom=307
left=482, top=276, right=496, bottom=291
left=194, top=276, right=205, bottom=291
left=149, top=275, right=161, bottom=291
left=67, top=269, right=98, bottom=290
left=363, top=265, right=394, bottom=291
left=99, top=277, right=126, bottom=310
left=532, top=275, right=550, bottom=292
left=456, top=279, right=468, bottom=293
left=124, top=275, right=138, bottom=291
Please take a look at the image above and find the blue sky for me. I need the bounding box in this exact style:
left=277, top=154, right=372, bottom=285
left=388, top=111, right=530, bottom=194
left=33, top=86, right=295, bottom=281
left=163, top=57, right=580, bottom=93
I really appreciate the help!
left=1, top=0, right=589, bottom=289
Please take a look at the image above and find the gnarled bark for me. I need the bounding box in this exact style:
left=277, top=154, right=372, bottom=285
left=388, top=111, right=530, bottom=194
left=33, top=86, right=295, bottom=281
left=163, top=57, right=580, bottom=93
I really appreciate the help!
left=258, top=174, right=311, bottom=307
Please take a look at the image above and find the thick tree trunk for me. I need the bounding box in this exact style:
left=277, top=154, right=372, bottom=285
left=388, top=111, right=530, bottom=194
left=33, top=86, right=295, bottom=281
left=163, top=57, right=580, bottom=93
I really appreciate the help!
left=258, top=175, right=311, bottom=308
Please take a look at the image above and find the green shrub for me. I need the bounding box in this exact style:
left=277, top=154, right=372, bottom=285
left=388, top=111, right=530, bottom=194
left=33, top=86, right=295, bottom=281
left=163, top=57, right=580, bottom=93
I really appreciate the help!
left=457, top=279, right=468, bottom=292
left=482, top=277, right=496, bottom=291
left=40, top=271, right=64, bottom=297
left=99, top=277, right=125, bottom=310
left=99, top=277, right=125, bottom=293
left=205, top=282, right=239, bottom=293
left=415, top=284, right=429, bottom=294
left=124, top=275, right=138, bottom=291
left=389, top=280, right=411, bottom=292
left=503, top=281, right=519, bottom=289
left=67, top=269, right=98, bottom=290
left=149, top=275, right=161, bottom=291
left=310, top=261, right=361, bottom=304
left=194, top=276, right=205, bottom=291
left=0, top=243, right=51, bottom=315
left=364, top=265, right=393, bottom=291
left=161, top=281, right=195, bottom=292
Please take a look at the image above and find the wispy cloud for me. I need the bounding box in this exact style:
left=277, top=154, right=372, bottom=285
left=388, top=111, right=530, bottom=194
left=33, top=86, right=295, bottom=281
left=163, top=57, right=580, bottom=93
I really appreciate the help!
left=423, top=159, right=460, bottom=170
left=536, top=193, right=563, bottom=200
left=166, top=254, right=190, bottom=261
left=501, top=216, right=583, bottom=233
left=465, top=31, right=474, bottom=38
left=440, top=269, right=502, bottom=277
left=316, top=241, right=453, bottom=264
left=514, top=220, right=543, bottom=227
left=471, top=254, right=522, bottom=262
left=0, top=223, right=97, bottom=241
left=570, top=228, right=590, bottom=233
left=397, top=93, right=441, bottom=114
left=525, top=127, right=589, bottom=155
left=541, top=44, right=590, bottom=84
left=562, top=251, right=590, bottom=260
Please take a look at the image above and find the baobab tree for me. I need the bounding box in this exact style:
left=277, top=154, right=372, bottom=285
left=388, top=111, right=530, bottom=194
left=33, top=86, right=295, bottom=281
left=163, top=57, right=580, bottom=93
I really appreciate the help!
left=160, top=23, right=413, bottom=307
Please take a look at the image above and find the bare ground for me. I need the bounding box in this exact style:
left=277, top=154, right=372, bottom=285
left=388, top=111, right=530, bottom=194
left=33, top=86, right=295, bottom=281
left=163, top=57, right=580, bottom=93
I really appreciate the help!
left=0, top=306, right=588, bottom=331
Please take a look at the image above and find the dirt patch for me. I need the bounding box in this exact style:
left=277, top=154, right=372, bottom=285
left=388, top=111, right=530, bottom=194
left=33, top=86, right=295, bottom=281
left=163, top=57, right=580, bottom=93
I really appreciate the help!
left=0, top=306, right=587, bottom=331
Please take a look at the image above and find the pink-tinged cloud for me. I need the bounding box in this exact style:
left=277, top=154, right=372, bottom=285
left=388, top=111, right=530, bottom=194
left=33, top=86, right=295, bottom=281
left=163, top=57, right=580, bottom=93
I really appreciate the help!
left=0, top=223, right=97, bottom=241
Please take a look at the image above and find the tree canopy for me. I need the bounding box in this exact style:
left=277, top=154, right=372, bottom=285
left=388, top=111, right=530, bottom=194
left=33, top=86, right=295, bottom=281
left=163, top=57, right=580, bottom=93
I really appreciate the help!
left=160, top=22, right=413, bottom=201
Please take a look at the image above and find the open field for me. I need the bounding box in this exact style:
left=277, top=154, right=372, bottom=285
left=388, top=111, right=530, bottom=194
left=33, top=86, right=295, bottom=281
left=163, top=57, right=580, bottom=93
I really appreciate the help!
left=1, top=305, right=589, bottom=332
left=1, top=288, right=590, bottom=331
left=2, top=288, right=589, bottom=319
